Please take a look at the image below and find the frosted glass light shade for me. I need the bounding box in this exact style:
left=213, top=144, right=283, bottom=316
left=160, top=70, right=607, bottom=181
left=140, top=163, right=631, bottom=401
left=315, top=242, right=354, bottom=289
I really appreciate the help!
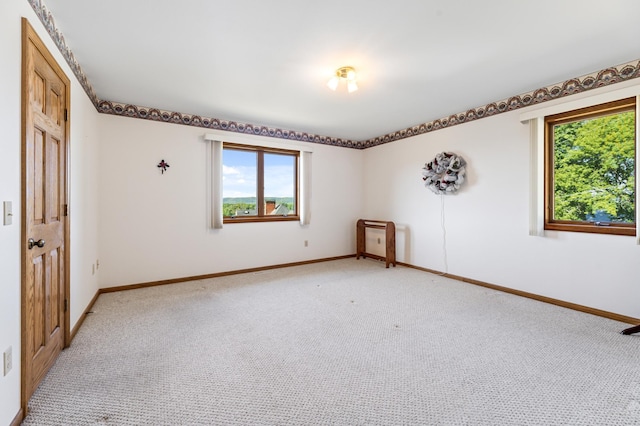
left=327, top=76, right=339, bottom=91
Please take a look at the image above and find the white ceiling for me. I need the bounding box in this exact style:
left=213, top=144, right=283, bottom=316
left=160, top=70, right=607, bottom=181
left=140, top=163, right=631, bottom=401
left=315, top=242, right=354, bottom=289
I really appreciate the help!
left=44, top=0, right=640, bottom=142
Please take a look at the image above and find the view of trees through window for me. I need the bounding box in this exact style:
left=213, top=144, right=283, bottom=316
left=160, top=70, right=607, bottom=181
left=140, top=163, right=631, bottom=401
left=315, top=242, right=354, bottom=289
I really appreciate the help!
left=551, top=105, right=635, bottom=225
left=222, top=145, right=297, bottom=219
left=222, top=197, right=295, bottom=217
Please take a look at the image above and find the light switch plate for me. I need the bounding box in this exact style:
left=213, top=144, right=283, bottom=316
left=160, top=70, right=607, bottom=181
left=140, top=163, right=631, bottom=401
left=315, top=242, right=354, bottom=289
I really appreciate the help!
left=3, top=201, right=12, bottom=226
left=3, top=346, right=12, bottom=376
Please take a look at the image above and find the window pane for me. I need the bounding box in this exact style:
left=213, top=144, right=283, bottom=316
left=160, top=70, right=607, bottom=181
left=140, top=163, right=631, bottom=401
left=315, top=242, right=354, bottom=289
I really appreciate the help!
left=223, top=149, right=257, bottom=217
left=553, top=110, right=635, bottom=223
left=264, top=153, right=296, bottom=216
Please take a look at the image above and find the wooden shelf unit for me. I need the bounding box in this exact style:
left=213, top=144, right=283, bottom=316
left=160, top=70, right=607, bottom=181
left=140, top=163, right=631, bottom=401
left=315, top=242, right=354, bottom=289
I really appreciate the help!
left=356, top=219, right=396, bottom=268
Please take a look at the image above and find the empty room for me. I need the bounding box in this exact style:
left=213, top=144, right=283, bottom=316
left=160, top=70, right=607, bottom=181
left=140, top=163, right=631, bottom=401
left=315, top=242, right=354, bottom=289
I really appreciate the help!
left=2, top=0, right=640, bottom=424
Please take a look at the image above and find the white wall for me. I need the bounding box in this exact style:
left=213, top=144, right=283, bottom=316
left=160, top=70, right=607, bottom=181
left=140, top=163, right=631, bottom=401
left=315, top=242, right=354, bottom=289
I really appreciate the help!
left=0, top=3, right=24, bottom=422
left=363, top=82, right=640, bottom=319
left=97, top=115, right=364, bottom=288
left=68, top=88, right=101, bottom=327
left=0, top=1, right=101, bottom=423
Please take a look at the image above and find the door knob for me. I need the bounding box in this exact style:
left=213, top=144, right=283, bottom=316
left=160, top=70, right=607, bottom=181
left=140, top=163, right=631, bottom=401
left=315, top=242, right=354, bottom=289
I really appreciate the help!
left=28, top=238, right=45, bottom=249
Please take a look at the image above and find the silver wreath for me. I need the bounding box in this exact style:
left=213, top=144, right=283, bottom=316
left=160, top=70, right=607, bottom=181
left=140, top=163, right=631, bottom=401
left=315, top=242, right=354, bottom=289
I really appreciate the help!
left=422, top=152, right=466, bottom=195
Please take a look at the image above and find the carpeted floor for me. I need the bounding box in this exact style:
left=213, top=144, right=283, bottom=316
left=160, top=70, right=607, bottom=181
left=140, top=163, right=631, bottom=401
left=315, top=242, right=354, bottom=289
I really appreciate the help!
left=22, top=259, right=640, bottom=425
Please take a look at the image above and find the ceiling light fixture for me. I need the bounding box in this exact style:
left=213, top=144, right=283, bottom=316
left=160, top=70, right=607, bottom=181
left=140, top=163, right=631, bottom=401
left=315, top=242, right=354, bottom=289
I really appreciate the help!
left=327, top=66, right=358, bottom=93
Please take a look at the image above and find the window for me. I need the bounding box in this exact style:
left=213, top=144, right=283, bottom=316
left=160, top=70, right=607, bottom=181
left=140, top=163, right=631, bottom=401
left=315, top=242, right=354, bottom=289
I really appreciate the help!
left=544, top=97, right=636, bottom=235
left=222, top=143, right=299, bottom=223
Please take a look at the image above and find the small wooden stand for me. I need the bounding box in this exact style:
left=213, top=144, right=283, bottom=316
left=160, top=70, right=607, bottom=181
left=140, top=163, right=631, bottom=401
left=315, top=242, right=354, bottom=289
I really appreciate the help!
left=356, top=219, right=396, bottom=268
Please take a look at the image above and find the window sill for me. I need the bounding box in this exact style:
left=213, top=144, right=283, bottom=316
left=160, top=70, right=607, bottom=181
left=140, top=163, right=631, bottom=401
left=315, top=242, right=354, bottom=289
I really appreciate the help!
left=545, top=222, right=636, bottom=236
left=223, top=216, right=300, bottom=224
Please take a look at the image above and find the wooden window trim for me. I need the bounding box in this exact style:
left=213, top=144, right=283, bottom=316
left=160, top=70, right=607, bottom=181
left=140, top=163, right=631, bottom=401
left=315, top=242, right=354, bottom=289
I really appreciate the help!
left=544, top=97, right=636, bottom=236
left=222, top=143, right=300, bottom=224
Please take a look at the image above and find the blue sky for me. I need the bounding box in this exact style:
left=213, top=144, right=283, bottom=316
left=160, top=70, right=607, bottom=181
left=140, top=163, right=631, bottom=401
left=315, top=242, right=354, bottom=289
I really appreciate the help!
left=223, top=150, right=295, bottom=198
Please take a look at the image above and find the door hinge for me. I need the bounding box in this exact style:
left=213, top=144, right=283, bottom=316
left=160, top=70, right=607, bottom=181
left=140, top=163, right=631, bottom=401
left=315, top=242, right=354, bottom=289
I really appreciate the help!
left=63, top=204, right=68, bottom=216
left=64, top=109, right=68, bottom=122
left=64, top=299, right=68, bottom=312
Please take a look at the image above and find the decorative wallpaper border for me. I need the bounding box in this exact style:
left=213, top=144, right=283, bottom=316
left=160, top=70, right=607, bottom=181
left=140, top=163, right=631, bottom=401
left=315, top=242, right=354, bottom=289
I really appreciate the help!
left=28, top=0, right=640, bottom=150
left=96, top=101, right=358, bottom=148
left=27, top=0, right=99, bottom=105
left=360, top=61, right=640, bottom=149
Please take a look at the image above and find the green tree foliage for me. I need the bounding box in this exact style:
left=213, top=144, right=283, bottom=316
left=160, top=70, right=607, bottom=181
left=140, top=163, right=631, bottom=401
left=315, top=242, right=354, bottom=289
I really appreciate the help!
left=223, top=203, right=255, bottom=217
left=222, top=198, right=294, bottom=217
left=553, top=111, right=635, bottom=222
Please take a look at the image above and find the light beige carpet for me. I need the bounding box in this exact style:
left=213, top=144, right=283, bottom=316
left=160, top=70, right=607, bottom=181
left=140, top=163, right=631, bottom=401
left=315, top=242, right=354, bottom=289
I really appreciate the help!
left=23, top=259, right=640, bottom=425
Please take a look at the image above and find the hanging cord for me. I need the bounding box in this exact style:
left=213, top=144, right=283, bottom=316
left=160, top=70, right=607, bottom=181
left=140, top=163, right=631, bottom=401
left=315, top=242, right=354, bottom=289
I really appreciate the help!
left=440, top=193, right=448, bottom=275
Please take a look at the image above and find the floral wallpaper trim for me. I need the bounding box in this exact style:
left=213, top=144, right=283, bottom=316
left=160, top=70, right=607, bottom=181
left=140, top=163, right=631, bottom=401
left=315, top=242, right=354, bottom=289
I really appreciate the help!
left=361, top=60, right=640, bottom=149
left=27, top=0, right=99, bottom=106
left=96, top=101, right=358, bottom=148
left=27, top=0, right=640, bottom=150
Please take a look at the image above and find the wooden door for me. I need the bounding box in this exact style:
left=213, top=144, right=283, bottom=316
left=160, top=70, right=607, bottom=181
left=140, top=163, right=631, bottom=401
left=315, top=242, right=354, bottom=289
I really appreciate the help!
left=21, top=19, right=70, bottom=410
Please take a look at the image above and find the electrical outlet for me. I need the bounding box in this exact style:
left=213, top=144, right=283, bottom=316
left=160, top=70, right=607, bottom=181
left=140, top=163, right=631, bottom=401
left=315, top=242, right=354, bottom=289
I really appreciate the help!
left=3, top=346, right=12, bottom=376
